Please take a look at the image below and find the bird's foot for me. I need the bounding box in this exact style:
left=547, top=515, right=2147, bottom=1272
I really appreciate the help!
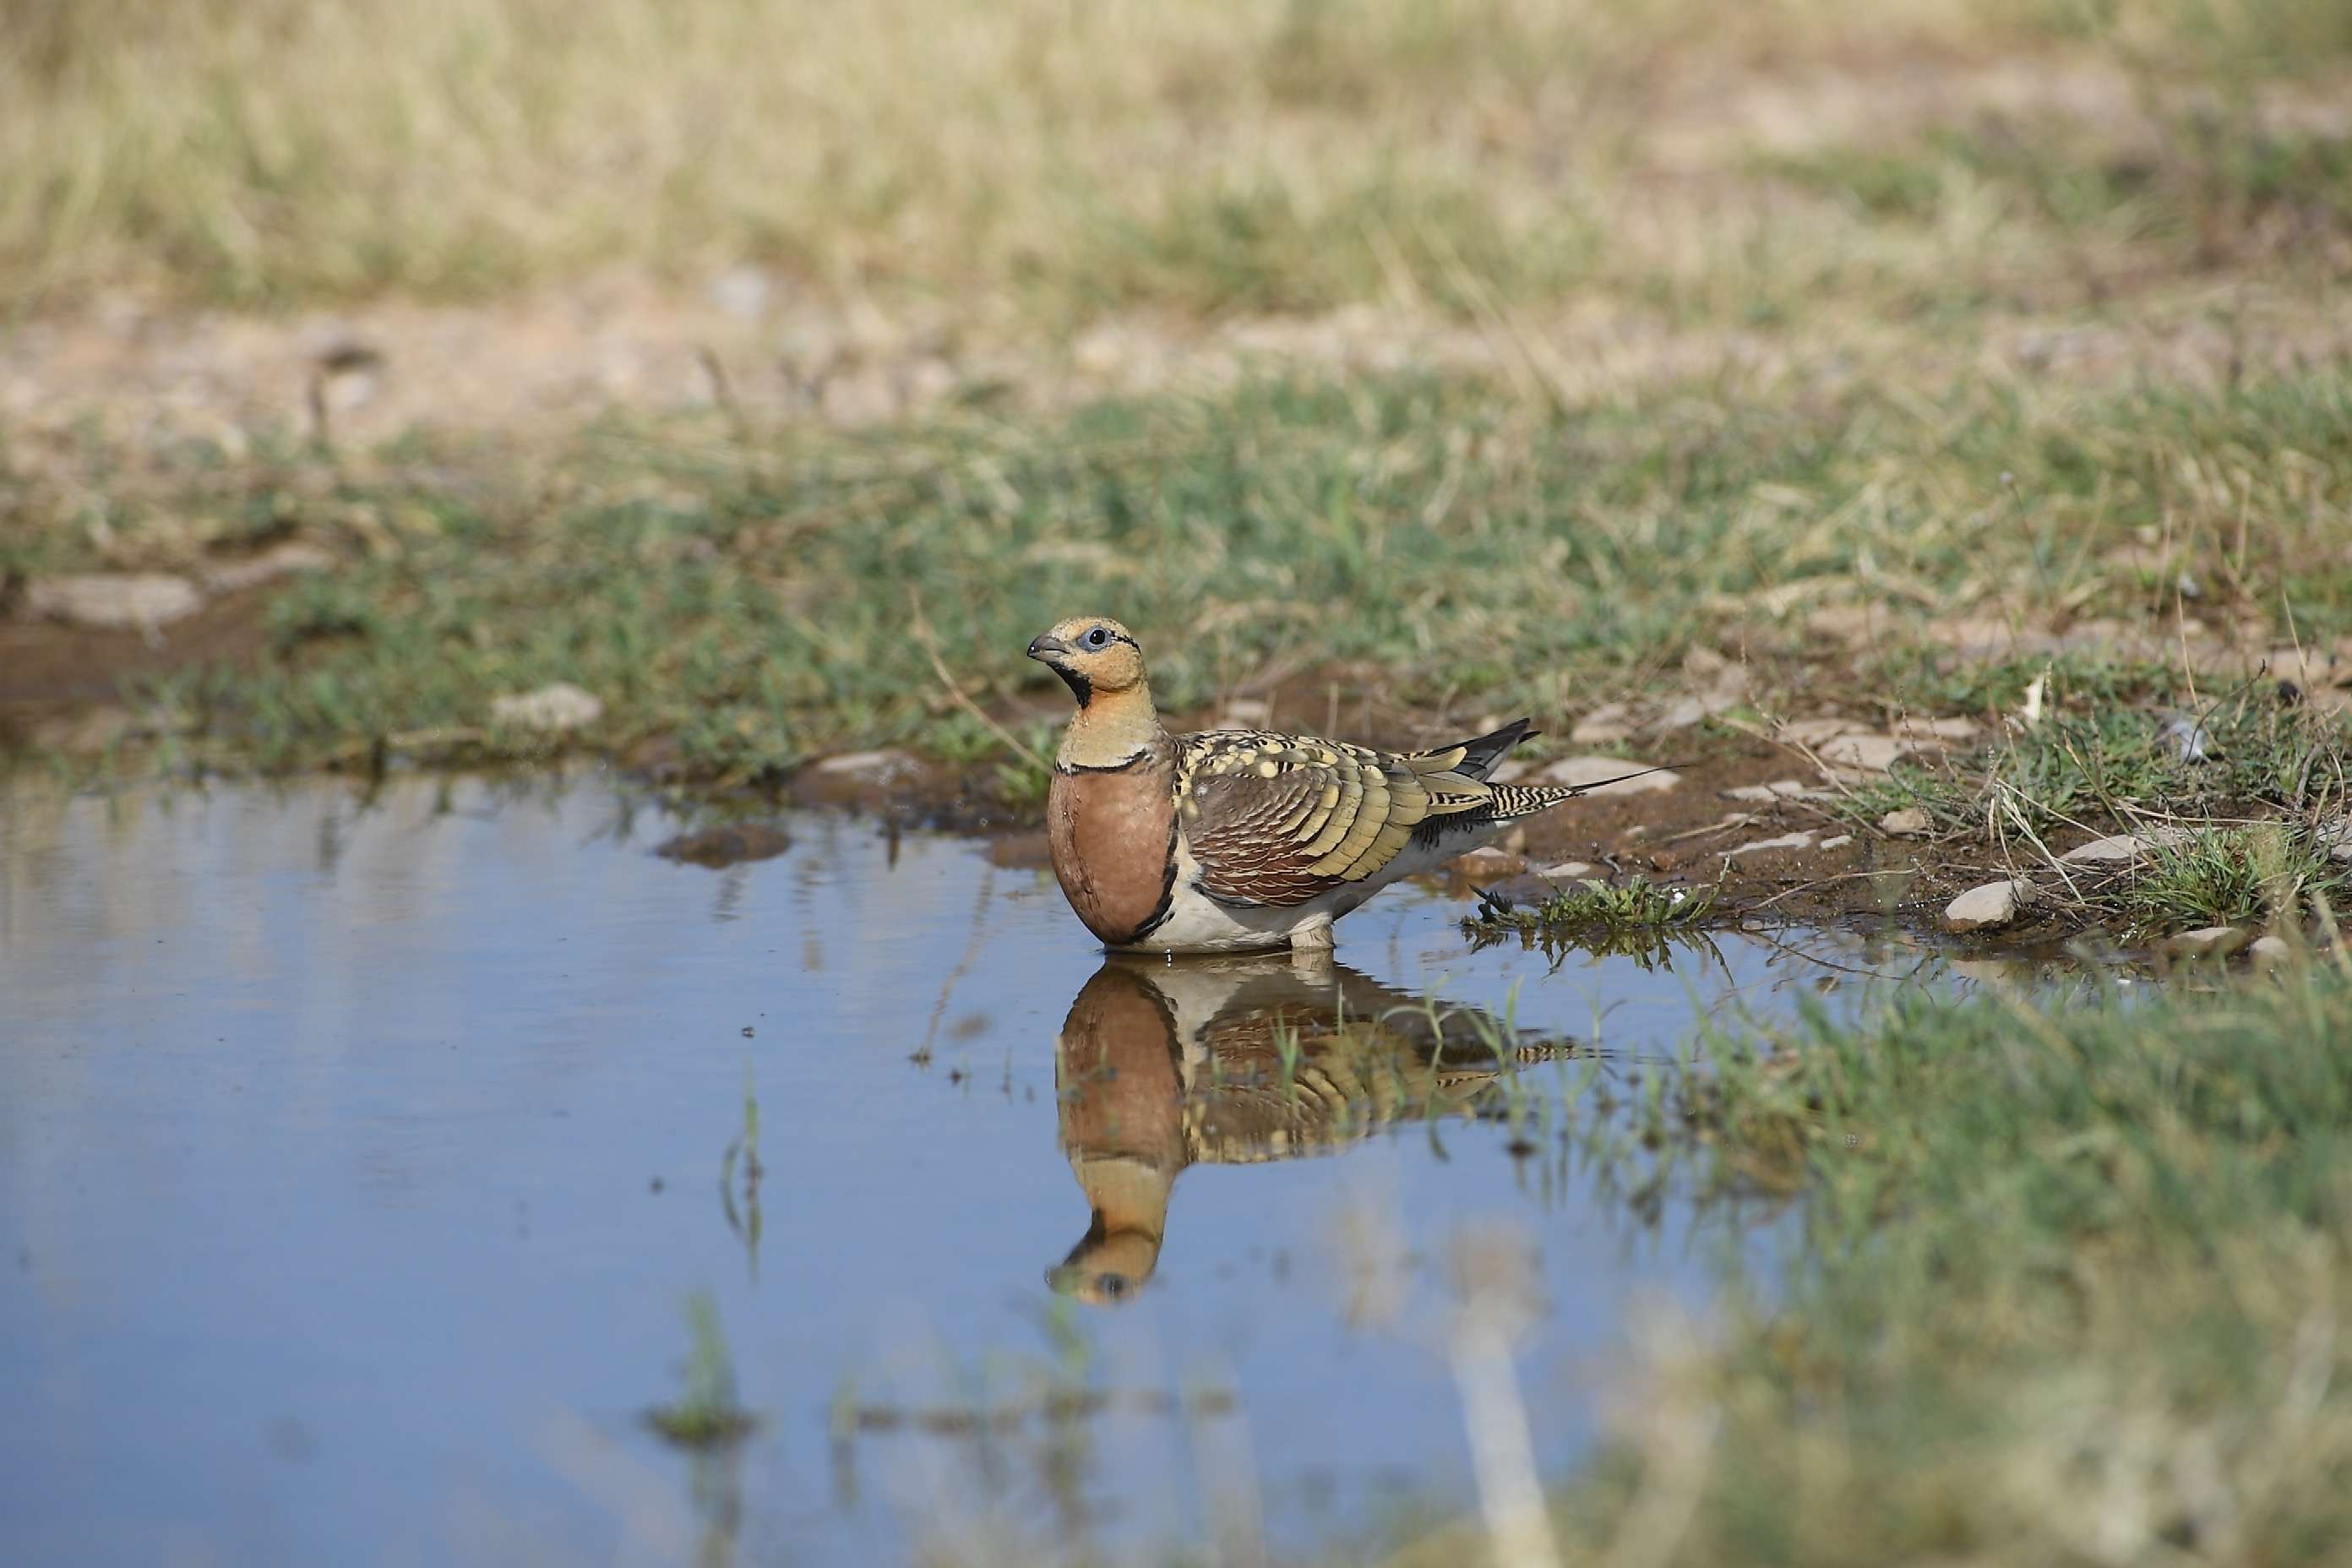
left=1289, top=918, right=1335, bottom=952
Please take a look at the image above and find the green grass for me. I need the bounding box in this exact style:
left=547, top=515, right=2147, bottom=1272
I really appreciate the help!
left=1838, top=672, right=2352, bottom=937
left=1378, top=961, right=2352, bottom=1566
left=1765, top=115, right=2352, bottom=264
left=12, top=359, right=2352, bottom=801
left=2115, top=821, right=2345, bottom=936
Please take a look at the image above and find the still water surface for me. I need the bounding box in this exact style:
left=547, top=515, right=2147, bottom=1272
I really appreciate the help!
left=2, top=776, right=1957, bottom=1565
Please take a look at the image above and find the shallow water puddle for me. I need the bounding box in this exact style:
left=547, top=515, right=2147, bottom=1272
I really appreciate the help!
left=3, top=776, right=1965, bottom=1565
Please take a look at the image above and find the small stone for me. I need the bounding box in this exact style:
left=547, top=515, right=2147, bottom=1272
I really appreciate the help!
left=1453, top=847, right=1523, bottom=876
left=2060, top=833, right=2152, bottom=867
left=202, top=542, right=336, bottom=595
left=1538, top=860, right=1596, bottom=879
left=1724, top=779, right=1814, bottom=803
left=24, top=573, right=204, bottom=631
left=656, top=823, right=792, bottom=869
left=814, top=748, right=916, bottom=779
left=1879, top=808, right=1931, bottom=837
left=1819, top=834, right=1854, bottom=850
left=2248, top=934, right=2295, bottom=971
left=2058, top=826, right=2191, bottom=866
left=2161, top=925, right=2251, bottom=960
left=2158, top=716, right=2214, bottom=763
left=489, top=682, right=604, bottom=732
left=1892, top=716, right=1983, bottom=743
left=1814, top=732, right=1909, bottom=773
left=1728, top=830, right=1816, bottom=858
left=1805, top=605, right=1879, bottom=645
left=707, top=265, right=774, bottom=321
left=1539, top=756, right=1682, bottom=795
left=1569, top=702, right=1636, bottom=744
left=1779, top=717, right=1858, bottom=745
left=1655, top=689, right=1740, bottom=731
left=1944, top=879, right=2034, bottom=934
left=2268, top=645, right=2348, bottom=694
left=313, top=340, right=385, bottom=416
left=903, top=356, right=958, bottom=407
left=820, top=366, right=899, bottom=425
left=2319, top=820, right=2352, bottom=863
left=27, top=706, right=139, bottom=753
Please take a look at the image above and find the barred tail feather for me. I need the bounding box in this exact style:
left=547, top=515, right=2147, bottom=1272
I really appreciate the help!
left=1487, top=783, right=1583, bottom=819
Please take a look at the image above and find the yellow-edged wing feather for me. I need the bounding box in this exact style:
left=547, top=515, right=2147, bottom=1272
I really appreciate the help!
left=1177, top=729, right=1498, bottom=907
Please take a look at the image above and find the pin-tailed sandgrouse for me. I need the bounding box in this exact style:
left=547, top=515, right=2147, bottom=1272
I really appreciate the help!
left=1049, top=954, right=1588, bottom=1304
left=1029, top=615, right=1594, bottom=954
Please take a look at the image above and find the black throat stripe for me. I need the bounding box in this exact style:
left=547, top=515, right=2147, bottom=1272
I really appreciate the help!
left=1054, top=750, right=1150, bottom=776
left=1128, top=811, right=1181, bottom=944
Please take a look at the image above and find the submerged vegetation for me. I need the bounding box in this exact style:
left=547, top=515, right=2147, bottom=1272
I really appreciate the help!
left=643, top=1293, right=758, bottom=1449
left=1463, top=874, right=1723, bottom=960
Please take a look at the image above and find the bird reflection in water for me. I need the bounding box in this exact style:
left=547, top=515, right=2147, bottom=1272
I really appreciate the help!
left=1049, top=954, right=1589, bottom=1306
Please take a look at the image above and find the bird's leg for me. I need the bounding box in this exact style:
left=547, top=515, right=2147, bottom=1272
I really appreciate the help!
left=1290, top=916, right=1336, bottom=952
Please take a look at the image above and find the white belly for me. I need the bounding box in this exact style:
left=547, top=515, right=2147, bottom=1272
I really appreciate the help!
left=1110, top=822, right=1502, bottom=955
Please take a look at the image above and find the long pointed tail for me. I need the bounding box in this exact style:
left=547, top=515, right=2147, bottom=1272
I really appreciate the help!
left=1487, top=761, right=1679, bottom=819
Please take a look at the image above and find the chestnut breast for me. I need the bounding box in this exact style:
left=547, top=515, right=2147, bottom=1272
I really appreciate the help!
left=1047, top=749, right=1179, bottom=947
left=1055, top=963, right=1186, bottom=1166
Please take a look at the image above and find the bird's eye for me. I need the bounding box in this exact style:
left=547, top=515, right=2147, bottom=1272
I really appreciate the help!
left=1086, top=627, right=1112, bottom=648
left=1099, top=1273, right=1127, bottom=1298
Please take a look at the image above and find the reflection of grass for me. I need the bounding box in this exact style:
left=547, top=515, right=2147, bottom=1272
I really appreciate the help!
left=1468, top=874, right=1715, bottom=934
left=644, top=1293, right=758, bottom=1449
left=1464, top=875, right=1720, bottom=962
left=719, top=1063, right=764, bottom=1276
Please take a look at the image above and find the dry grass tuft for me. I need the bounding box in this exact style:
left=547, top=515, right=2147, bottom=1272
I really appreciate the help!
left=3, top=0, right=2348, bottom=318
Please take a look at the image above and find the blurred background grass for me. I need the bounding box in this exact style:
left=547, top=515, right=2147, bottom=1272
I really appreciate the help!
left=4, top=0, right=2348, bottom=321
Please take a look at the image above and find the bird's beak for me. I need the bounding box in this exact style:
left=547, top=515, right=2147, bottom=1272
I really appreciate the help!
left=1027, top=634, right=1070, bottom=662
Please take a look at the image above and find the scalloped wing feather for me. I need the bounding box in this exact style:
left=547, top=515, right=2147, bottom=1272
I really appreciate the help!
left=1179, top=727, right=1563, bottom=907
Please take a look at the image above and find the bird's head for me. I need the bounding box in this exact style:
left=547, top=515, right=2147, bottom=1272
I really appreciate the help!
left=1046, top=1226, right=1162, bottom=1307
left=1027, top=617, right=1146, bottom=708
